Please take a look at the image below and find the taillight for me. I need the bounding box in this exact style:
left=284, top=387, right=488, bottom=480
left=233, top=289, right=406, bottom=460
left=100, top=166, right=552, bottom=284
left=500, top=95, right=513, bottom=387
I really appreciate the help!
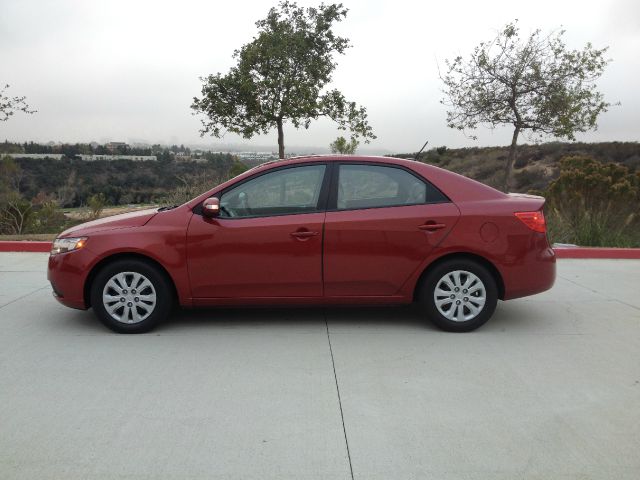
left=515, top=210, right=546, bottom=233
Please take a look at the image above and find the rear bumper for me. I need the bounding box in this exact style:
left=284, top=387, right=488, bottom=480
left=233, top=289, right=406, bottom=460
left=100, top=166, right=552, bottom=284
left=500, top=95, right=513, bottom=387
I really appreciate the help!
left=502, top=244, right=556, bottom=300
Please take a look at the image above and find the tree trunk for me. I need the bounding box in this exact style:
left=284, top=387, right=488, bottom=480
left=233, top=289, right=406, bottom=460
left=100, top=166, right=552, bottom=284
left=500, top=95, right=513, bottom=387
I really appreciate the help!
left=276, top=118, right=285, bottom=159
left=503, top=126, right=520, bottom=192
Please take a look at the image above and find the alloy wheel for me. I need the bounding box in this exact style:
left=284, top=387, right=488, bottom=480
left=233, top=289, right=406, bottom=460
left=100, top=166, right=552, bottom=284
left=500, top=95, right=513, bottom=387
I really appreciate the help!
left=433, top=270, right=486, bottom=322
left=102, top=272, right=157, bottom=324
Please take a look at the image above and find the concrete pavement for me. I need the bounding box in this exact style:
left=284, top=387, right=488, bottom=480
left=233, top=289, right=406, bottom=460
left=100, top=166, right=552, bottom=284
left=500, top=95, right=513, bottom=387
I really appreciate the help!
left=1, top=253, right=639, bottom=479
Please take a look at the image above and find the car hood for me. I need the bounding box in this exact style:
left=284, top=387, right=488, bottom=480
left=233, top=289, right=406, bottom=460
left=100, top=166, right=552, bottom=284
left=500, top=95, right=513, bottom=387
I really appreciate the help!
left=58, top=208, right=158, bottom=237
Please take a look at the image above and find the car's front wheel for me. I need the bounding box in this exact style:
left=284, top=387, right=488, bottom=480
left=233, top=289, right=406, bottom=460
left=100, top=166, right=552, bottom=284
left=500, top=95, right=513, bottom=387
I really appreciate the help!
left=420, top=259, right=498, bottom=332
left=90, top=259, right=173, bottom=333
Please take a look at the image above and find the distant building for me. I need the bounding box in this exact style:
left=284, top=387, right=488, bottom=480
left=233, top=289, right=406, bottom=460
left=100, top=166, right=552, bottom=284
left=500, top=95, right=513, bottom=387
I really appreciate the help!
left=105, top=142, right=127, bottom=152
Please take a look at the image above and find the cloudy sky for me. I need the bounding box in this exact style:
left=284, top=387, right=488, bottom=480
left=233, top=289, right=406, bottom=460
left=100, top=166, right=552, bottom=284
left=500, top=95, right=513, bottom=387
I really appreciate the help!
left=1, top=0, right=638, bottom=153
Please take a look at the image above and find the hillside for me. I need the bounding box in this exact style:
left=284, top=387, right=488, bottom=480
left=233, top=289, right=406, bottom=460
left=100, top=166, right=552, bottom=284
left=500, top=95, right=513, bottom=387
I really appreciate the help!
left=393, top=142, right=640, bottom=192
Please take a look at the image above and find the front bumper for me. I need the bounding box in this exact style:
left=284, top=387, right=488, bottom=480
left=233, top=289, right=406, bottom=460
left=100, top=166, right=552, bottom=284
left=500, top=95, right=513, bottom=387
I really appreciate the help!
left=47, top=248, right=94, bottom=310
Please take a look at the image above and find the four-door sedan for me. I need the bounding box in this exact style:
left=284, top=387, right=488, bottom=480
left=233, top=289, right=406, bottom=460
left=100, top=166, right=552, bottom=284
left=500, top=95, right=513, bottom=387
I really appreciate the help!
left=48, top=156, right=555, bottom=333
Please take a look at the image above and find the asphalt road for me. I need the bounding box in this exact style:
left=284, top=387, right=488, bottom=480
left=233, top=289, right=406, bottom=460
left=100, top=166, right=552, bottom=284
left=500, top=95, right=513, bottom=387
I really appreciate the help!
left=1, top=253, right=639, bottom=480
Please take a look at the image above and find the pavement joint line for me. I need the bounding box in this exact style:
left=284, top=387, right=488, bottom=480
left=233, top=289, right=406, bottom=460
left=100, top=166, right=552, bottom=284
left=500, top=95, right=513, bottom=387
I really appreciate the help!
left=0, top=270, right=45, bottom=273
left=614, top=299, right=640, bottom=312
left=324, top=310, right=355, bottom=480
left=558, top=274, right=611, bottom=296
left=559, top=274, right=640, bottom=311
left=0, top=285, right=50, bottom=310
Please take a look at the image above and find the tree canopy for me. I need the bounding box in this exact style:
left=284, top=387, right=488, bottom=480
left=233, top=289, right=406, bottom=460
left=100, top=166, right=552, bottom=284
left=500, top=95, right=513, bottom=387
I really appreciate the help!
left=191, top=1, right=375, bottom=158
left=441, top=21, right=611, bottom=190
left=329, top=136, right=358, bottom=154
left=1, top=84, right=35, bottom=122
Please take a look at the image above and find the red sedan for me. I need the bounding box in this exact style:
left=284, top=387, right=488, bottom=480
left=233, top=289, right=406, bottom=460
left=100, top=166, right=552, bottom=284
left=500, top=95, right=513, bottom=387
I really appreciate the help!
left=48, top=156, right=555, bottom=333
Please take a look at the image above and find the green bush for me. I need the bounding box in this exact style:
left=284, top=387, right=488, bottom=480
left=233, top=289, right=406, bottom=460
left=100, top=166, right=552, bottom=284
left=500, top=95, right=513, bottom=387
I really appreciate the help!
left=159, top=173, right=225, bottom=206
left=30, top=194, right=67, bottom=233
left=514, top=168, right=548, bottom=191
left=545, top=156, right=640, bottom=247
left=87, top=193, right=106, bottom=220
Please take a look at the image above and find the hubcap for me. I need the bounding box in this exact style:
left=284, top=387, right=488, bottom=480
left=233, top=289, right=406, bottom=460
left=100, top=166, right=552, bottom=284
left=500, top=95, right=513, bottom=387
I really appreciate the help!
left=102, top=272, right=157, bottom=324
left=433, top=270, right=486, bottom=322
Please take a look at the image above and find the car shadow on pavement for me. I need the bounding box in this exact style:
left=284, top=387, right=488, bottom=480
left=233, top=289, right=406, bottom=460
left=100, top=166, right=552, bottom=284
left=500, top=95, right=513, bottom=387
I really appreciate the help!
left=62, top=300, right=545, bottom=334
left=159, top=304, right=433, bottom=333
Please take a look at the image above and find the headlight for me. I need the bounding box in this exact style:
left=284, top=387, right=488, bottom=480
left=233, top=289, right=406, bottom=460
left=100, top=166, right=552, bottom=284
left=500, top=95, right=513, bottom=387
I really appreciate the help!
left=50, top=237, right=88, bottom=255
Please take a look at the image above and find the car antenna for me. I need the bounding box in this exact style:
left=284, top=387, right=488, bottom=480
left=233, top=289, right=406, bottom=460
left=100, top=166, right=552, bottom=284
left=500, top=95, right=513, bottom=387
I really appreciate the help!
left=414, top=140, right=429, bottom=160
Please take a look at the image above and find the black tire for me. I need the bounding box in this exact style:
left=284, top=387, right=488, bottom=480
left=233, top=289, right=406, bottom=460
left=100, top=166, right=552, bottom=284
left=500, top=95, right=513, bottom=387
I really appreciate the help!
left=419, top=259, right=498, bottom=332
left=90, top=259, right=173, bottom=333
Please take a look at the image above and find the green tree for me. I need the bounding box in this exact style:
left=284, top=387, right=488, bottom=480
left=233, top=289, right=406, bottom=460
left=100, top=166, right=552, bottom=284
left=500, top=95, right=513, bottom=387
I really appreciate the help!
left=0, top=155, right=24, bottom=192
left=440, top=21, right=611, bottom=191
left=1, top=84, right=36, bottom=122
left=329, top=136, right=358, bottom=154
left=192, top=1, right=375, bottom=159
left=229, top=160, right=249, bottom=177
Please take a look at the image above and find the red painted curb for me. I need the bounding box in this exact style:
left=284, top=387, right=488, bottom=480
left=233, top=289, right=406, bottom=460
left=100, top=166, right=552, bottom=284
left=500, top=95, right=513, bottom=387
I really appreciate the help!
left=0, top=241, right=52, bottom=253
left=553, top=247, right=640, bottom=259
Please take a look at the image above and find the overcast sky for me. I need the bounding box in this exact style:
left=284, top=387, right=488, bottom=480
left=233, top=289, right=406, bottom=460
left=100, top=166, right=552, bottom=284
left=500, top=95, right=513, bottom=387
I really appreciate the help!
left=1, top=0, right=638, bottom=153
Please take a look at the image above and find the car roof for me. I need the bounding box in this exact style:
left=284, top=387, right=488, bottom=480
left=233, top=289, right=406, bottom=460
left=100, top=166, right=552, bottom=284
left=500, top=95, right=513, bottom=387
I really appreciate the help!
left=247, top=155, right=420, bottom=171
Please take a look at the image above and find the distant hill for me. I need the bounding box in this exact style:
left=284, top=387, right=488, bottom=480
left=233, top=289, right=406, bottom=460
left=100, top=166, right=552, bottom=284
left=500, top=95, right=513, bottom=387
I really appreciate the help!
left=392, top=142, right=640, bottom=192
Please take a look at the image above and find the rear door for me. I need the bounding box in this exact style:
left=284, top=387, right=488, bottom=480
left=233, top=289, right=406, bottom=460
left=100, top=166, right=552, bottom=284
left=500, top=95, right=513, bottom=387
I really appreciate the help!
left=323, top=163, right=460, bottom=297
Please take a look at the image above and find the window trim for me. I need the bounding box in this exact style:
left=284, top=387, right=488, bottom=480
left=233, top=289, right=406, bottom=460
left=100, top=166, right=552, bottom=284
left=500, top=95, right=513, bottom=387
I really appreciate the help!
left=193, top=162, right=333, bottom=219
left=327, top=161, right=451, bottom=212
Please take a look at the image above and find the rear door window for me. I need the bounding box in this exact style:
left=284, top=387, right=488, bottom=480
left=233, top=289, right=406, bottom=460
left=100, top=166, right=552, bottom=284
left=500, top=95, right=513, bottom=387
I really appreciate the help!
left=336, top=164, right=446, bottom=210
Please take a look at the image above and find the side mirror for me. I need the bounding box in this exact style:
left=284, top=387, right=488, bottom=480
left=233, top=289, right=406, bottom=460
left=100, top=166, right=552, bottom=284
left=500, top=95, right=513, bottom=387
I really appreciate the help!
left=202, top=197, right=220, bottom=218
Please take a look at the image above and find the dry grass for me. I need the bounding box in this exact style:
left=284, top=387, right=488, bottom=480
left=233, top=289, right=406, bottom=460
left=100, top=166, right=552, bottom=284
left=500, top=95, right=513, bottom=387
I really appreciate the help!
left=63, top=204, right=157, bottom=221
left=0, top=233, right=56, bottom=241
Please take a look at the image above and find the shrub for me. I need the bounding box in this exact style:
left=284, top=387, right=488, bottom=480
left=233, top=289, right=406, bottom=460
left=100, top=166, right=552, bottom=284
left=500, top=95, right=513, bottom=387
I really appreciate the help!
left=0, top=192, right=34, bottom=234
left=87, top=193, right=106, bottom=220
left=29, top=192, right=67, bottom=233
left=545, top=156, right=640, bottom=247
left=514, top=168, right=549, bottom=191
left=229, top=160, right=248, bottom=178
left=159, top=173, right=224, bottom=206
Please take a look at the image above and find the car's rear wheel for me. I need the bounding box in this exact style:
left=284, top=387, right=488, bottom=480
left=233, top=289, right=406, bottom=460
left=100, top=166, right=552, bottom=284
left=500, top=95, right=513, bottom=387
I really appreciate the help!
left=420, top=259, right=498, bottom=332
left=90, top=259, right=172, bottom=333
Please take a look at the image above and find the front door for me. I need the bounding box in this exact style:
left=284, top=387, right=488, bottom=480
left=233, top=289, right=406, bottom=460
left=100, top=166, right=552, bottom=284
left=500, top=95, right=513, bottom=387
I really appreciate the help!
left=187, top=164, right=328, bottom=299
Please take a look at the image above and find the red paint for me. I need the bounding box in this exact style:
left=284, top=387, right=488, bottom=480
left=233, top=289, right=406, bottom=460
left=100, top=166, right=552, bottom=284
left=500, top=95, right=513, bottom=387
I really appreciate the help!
left=554, top=247, right=640, bottom=259
left=0, top=241, right=51, bottom=252
left=323, top=202, right=461, bottom=296
left=186, top=212, right=325, bottom=298
left=45, top=155, right=561, bottom=310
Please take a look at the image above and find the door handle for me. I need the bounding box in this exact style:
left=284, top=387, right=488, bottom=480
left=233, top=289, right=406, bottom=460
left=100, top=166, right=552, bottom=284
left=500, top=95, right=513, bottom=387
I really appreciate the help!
left=418, top=222, right=446, bottom=232
left=290, top=230, right=319, bottom=239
